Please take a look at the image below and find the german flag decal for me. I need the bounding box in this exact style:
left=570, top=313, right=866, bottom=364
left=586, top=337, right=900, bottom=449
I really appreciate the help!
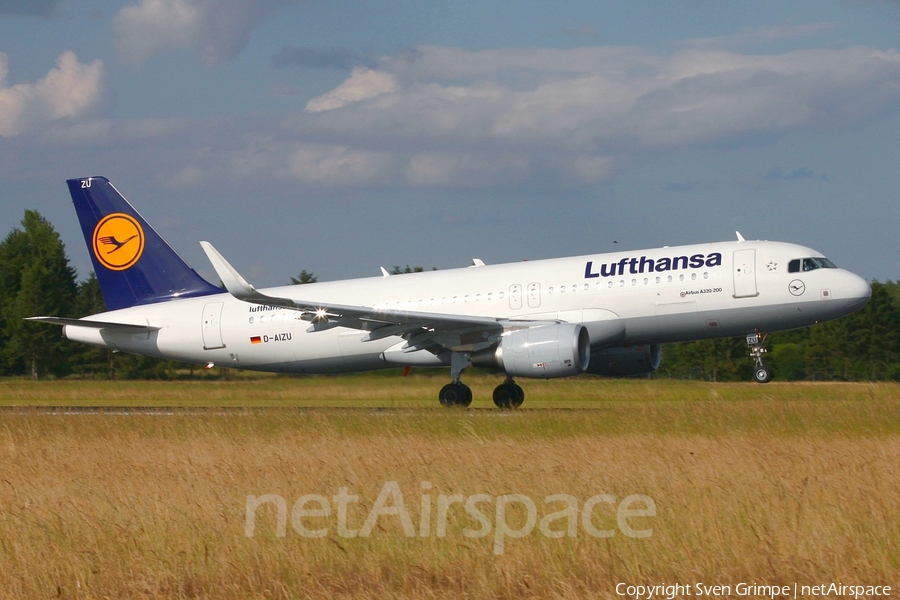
left=250, top=336, right=262, bottom=344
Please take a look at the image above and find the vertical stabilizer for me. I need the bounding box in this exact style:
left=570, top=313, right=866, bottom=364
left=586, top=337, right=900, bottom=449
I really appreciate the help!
left=67, top=176, right=221, bottom=310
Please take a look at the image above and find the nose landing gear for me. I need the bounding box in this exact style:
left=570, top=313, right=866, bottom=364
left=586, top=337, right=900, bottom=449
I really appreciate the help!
left=747, top=331, right=773, bottom=383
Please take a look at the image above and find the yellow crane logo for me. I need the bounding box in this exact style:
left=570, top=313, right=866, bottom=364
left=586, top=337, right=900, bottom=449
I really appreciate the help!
left=92, top=213, right=145, bottom=271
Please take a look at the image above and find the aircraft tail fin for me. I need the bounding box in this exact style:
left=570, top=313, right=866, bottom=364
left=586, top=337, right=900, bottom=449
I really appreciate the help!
left=67, top=176, right=221, bottom=311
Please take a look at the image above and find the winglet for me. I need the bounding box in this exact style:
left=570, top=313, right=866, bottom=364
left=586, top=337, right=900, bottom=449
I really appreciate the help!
left=200, top=241, right=298, bottom=310
left=199, top=241, right=258, bottom=297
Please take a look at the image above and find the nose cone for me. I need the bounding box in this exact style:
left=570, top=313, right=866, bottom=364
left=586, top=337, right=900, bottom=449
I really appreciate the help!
left=843, top=271, right=871, bottom=312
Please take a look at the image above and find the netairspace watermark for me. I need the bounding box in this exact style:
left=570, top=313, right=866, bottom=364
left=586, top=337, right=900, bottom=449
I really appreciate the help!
left=616, top=582, right=892, bottom=600
left=244, top=480, right=656, bottom=555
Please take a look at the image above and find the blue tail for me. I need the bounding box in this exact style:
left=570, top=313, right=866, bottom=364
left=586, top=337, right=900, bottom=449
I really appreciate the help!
left=67, top=176, right=221, bottom=311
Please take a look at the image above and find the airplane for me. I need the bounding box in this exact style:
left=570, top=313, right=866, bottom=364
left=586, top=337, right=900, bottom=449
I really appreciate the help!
left=29, top=176, right=871, bottom=407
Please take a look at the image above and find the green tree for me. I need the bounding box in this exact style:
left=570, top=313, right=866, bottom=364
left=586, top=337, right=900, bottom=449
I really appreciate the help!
left=389, top=265, right=438, bottom=274
left=69, top=272, right=114, bottom=378
left=290, top=270, right=318, bottom=284
left=658, top=337, right=750, bottom=381
left=0, top=211, right=78, bottom=378
left=769, top=342, right=807, bottom=380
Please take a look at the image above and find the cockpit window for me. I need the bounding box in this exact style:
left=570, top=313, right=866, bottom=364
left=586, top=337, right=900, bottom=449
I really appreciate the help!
left=788, top=257, right=837, bottom=273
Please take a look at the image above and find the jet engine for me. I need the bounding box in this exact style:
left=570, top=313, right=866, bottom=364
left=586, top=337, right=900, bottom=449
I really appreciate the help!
left=585, top=344, right=662, bottom=377
left=474, top=323, right=591, bottom=379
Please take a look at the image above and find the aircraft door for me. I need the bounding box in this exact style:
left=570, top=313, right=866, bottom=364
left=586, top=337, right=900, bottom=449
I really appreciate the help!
left=201, top=302, right=226, bottom=349
left=509, top=284, right=523, bottom=310
left=527, top=282, right=541, bottom=308
left=732, top=249, right=759, bottom=298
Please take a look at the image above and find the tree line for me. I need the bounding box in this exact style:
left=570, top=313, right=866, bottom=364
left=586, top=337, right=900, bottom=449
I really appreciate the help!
left=658, top=280, right=900, bottom=381
left=2, top=210, right=898, bottom=380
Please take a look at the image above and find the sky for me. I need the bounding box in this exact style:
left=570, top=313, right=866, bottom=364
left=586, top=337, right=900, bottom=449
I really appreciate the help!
left=1, top=0, right=899, bottom=287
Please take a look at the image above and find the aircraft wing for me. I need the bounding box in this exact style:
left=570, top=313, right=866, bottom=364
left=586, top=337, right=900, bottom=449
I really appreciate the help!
left=200, top=242, right=509, bottom=353
left=25, top=317, right=161, bottom=332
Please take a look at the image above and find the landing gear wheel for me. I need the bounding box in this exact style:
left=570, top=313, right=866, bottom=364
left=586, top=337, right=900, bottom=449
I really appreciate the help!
left=746, top=330, right=774, bottom=384
left=754, top=366, right=773, bottom=384
left=439, top=383, right=472, bottom=407
left=492, top=382, right=525, bottom=408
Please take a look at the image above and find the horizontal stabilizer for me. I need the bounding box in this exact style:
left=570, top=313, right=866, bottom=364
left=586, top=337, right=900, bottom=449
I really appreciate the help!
left=26, top=317, right=160, bottom=332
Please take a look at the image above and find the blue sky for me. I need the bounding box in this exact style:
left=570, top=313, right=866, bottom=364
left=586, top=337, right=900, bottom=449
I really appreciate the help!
left=1, top=0, right=899, bottom=286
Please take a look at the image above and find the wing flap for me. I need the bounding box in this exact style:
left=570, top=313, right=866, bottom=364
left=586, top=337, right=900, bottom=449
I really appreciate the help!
left=200, top=241, right=505, bottom=340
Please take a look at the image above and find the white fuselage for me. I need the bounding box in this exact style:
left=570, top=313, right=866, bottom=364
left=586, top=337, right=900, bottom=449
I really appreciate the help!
left=64, top=240, right=871, bottom=374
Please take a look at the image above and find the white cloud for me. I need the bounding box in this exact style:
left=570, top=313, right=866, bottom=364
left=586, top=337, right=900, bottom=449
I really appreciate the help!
left=114, top=0, right=293, bottom=64
left=683, top=22, right=835, bottom=48
left=114, top=0, right=202, bottom=63
left=302, top=45, right=900, bottom=167
left=0, top=51, right=104, bottom=138
left=404, top=152, right=529, bottom=187
left=22, top=42, right=898, bottom=195
left=305, top=68, right=397, bottom=112
left=563, top=155, right=615, bottom=186
left=139, top=43, right=900, bottom=192
left=282, top=143, right=393, bottom=185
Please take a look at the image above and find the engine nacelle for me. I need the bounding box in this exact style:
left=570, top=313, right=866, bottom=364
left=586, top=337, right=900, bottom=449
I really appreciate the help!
left=481, top=323, right=591, bottom=379
left=585, top=344, right=662, bottom=377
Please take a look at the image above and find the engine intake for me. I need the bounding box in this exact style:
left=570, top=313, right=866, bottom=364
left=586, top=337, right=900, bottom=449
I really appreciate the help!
left=476, top=323, right=591, bottom=379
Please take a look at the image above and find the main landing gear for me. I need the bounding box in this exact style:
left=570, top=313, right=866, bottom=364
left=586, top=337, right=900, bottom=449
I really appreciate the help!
left=439, top=382, right=472, bottom=407
left=747, top=331, right=773, bottom=383
left=439, top=352, right=473, bottom=407
left=437, top=352, right=526, bottom=408
left=492, top=378, right=524, bottom=409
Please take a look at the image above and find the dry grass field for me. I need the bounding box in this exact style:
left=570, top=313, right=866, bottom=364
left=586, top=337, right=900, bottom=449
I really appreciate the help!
left=0, top=376, right=897, bottom=599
